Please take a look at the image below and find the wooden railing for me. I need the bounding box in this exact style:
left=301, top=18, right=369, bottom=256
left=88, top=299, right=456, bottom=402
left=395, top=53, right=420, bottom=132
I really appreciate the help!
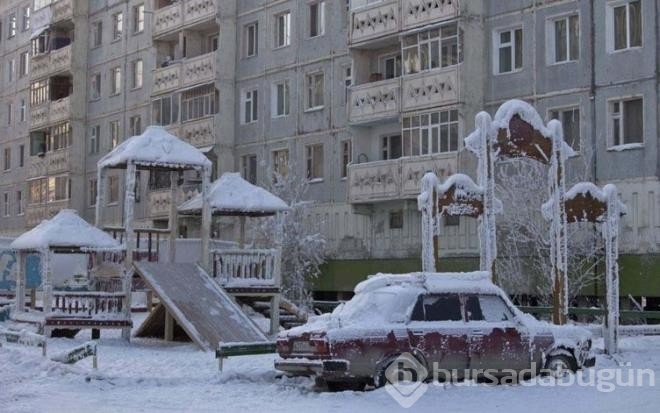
left=51, top=291, right=126, bottom=317
left=104, top=227, right=168, bottom=262
left=212, top=249, right=281, bottom=288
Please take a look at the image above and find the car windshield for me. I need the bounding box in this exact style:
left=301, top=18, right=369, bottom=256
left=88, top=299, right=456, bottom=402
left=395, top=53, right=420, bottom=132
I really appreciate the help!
left=333, top=286, right=419, bottom=325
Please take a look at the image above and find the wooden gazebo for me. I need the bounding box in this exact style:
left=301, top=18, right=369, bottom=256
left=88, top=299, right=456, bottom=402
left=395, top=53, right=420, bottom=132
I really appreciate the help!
left=10, top=209, right=130, bottom=338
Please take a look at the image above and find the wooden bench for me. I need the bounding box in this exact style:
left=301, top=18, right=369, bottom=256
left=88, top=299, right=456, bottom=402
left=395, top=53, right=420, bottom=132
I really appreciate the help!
left=215, top=341, right=276, bottom=371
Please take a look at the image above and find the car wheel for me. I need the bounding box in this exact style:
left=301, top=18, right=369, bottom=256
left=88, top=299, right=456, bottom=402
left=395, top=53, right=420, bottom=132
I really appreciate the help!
left=544, top=354, right=577, bottom=378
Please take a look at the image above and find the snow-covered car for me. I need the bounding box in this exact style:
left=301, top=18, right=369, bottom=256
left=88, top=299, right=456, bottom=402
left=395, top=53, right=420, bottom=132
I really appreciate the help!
left=275, top=271, right=595, bottom=391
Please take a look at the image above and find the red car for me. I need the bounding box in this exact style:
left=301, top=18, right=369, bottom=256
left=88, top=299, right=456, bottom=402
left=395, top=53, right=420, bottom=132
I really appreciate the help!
left=275, top=272, right=595, bottom=391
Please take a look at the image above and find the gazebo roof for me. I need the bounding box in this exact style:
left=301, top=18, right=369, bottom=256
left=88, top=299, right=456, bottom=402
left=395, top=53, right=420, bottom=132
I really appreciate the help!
left=10, top=210, right=123, bottom=252
left=178, top=173, right=290, bottom=217
left=98, top=126, right=212, bottom=171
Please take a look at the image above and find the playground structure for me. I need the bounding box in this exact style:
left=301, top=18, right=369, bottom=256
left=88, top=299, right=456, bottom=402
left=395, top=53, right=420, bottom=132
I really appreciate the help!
left=419, top=100, right=626, bottom=353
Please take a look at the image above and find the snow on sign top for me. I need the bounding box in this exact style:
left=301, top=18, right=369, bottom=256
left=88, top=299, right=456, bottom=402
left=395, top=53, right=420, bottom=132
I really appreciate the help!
left=178, top=173, right=290, bottom=216
left=542, top=182, right=627, bottom=221
left=10, top=209, right=123, bottom=252
left=98, top=126, right=212, bottom=170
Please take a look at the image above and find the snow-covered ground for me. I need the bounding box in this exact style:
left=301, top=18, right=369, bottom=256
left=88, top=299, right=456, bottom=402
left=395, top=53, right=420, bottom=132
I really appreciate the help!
left=1, top=314, right=659, bottom=413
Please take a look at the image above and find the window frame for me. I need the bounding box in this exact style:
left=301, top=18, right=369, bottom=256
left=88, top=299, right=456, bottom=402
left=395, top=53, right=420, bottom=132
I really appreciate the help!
left=242, top=88, right=259, bottom=124
left=272, top=148, right=289, bottom=179
left=305, top=143, right=324, bottom=182
left=305, top=71, right=325, bottom=111
left=402, top=23, right=460, bottom=75
left=16, top=190, right=23, bottom=215
left=110, top=66, right=122, bottom=96
left=107, top=175, right=119, bottom=205
left=607, top=96, right=644, bottom=149
left=271, top=80, right=290, bottom=118
left=92, top=21, right=103, bottom=48
left=340, top=139, right=352, bottom=179
left=548, top=105, right=581, bottom=153
left=131, top=59, right=143, bottom=89
left=274, top=11, right=291, bottom=49
left=493, top=26, right=523, bottom=74
left=133, top=4, right=145, bottom=34
left=112, top=12, right=123, bottom=42
left=547, top=13, right=579, bottom=64
left=89, top=125, right=100, bottom=155
left=244, top=22, right=259, bottom=58
left=309, top=1, right=326, bottom=38
left=241, top=154, right=258, bottom=184
left=402, top=109, right=460, bottom=156
left=607, top=0, right=642, bottom=52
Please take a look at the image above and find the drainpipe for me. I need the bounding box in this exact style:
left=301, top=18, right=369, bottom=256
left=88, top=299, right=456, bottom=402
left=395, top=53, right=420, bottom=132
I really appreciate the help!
left=589, top=0, right=597, bottom=183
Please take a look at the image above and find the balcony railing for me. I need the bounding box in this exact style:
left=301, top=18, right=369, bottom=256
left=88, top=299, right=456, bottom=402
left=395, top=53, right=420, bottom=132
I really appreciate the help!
left=348, top=77, right=400, bottom=124
left=25, top=200, right=70, bottom=227
left=181, top=116, right=215, bottom=148
left=147, top=186, right=200, bottom=218
left=154, top=0, right=216, bottom=37
left=401, top=0, right=459, bottom=30
left=152, top=52, right=215, bottom=95
left=349, top=0, right=460, bottom=45
left=52, top=0, right=73, bottom=23
left=348, top=154, right=458, bottom=203
left=29, top=97, right=71, bottom=130
left=350, top=0, right=399, bottom=45
left=32, top=45, right=73, bottom=79
left=212, top=249, right=282, bottom=289
left=27, top=148, right=70, bottom=179
left=401, top=67, right=459, bottom=112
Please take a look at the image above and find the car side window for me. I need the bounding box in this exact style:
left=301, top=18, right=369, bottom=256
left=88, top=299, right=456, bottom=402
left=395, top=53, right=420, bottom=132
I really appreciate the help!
left=464, top=295, right=484, bottom=321
left=477, top=295, right=514, bottom=322
left=411, top=294, right=462, bottom=322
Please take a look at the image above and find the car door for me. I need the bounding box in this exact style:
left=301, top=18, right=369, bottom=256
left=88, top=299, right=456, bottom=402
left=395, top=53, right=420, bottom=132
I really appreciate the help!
left=465, top=294, right=531, bottom=374
left=407, top=293, right=469, bottom=378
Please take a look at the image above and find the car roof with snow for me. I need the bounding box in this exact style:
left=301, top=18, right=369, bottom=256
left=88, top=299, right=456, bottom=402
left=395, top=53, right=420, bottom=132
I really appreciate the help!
left=354, top=271, right=502, bottom=296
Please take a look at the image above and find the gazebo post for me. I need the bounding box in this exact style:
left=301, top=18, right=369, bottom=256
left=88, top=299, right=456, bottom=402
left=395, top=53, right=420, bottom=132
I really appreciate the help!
left=15, top=251, right=25, bottom=312
left=122, top=162, right=137, bottom=341
left=168, top=171, right=179, bottom=263
left=238, top=216, right=246, bottom=249
left=42, top=249, right=52, bottom=314
left=200, top=166, right=211, bottom=269
left=95, top=168, right=107, bottom=228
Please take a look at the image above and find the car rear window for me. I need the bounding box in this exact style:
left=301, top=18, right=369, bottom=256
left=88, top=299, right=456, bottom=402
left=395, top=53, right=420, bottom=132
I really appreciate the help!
left=465, top=294, right=514, bottom=322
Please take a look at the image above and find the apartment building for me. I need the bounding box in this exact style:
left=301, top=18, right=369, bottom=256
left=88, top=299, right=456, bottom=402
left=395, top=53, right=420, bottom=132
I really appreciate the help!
left=0, top=0, right=658, bottom=301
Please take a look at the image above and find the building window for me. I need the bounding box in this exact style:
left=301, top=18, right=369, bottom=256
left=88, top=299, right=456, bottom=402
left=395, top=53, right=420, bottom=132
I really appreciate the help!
left=19, top=99, right=25, bottom=122
left=22, top=7, right=30, bottom=31
left=92, top=21, right=102, bottom=47
left=90, top=73, right=101, bottom=100
left=112, top=12, right=123, bottom=41
left=16, top=190, right=23, bottom=215
left=242, top=89, right=258, bottom=124
left=129, top=115, right=142, bottom=136
left=274, top=11, right=291, bottom=48
left=495, top=27, right=523, bottom=74
left=551, top=15, right=579, bottom=63
left=609, top=97, right=643, bottom=147
left=389, top=210, right=403, bottom=229
left=131, top=59, right=143, bottom=89
left=7, top=59, right=15, bottom=82
left=549, top=107, right=580, bottom=151
left=381, top=135, right=402, bottom=160
left=19, top=51, right=29, bottom=77
left=272, top=81, right=289, bottom=117
left=241, top=154, right=257, bottom=184
left=609, top=0, right=641, bottom=51
left=31, top=29, right=50, bottom=55
left=402, top=109, right=459, bottom=156
left=133, top=4, right=145, bottom=34
left=306, top=143, right=324, bottom=181
left=19, top=144, right=24, bottom=167
left=381, top=54, right=402, bottom=79
left=30, top=80, right=49, bottom=106
left=89, top=179, right=97, bottom=207
left=181, top=85, right=218, bottom=122
left=3, top=148, right=10, bottom=171
left=309, top=1, right=325, bottom=38
left=28, top=179, right=47, bottom=204
left=8, top=14, right=16, bottom=38
left=306, top=72, right=324, bottom=110
left=109, top=120, right=120, bottom=149
left=3, top=193, right=9, bottom=217
left=244, top=22, right=258, bottom=57
left=341, top=140, right=352, bottom=179
left=403, top=23, right=459, bottom=74
left=272, top=149, right=289, bottom=178
left=108, top=176, right=119, bottom=204
left=344, top=65, right=352, bottom=104
left=152, top=95, right=179, bottom=126
left=110, top=67, right=121, bottom=95
left=7, top=103, right=12, bottom=126
left=89, top=125, right=100, bottom=155
left=49, top=122, right=72, bottom=151
left=48, top=176, right=70, bottom=202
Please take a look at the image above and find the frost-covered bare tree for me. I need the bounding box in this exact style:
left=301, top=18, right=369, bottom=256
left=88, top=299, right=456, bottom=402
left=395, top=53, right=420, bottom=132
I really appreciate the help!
left=250, top=163, right=326, bottom=309
left=494, top=155, right=604, bottom=305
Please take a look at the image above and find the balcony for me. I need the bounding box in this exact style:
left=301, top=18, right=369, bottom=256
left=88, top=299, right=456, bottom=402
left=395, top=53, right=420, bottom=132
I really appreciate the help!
left=30, top=97, right=71, bottom=130
left=401, top=0, right=459, bottom=30
left=25, top=200, right=70, bottom=228
left=181, top=117, right=215, bottom=148
left=401, top=67, right=459, bottom=112
left=350, top=0, right=399, bottom=45
left=152, top=52, right=216, bottom=95
left=30, top=45, right=72, bottom=79
left=148, top=186, right=200, bottom=218
left=27, top=148, right=71, bottom=179
left=348, top=77, right=400, bottom=125
left=348, top=154, right=457, bottom=203
left=52, top=0, right=73, bottom=23
left=153, top=0, right=216, bottom=38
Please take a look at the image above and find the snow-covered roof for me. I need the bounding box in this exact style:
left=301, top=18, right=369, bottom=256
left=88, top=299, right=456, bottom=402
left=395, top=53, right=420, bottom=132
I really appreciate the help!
left=98, top=126, right=212, bottom=170
left=10, top=210, right=123, bottom=252
left=354, top=271, right=499, bottom=295
left=178, top=173, right=290, bottom=216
